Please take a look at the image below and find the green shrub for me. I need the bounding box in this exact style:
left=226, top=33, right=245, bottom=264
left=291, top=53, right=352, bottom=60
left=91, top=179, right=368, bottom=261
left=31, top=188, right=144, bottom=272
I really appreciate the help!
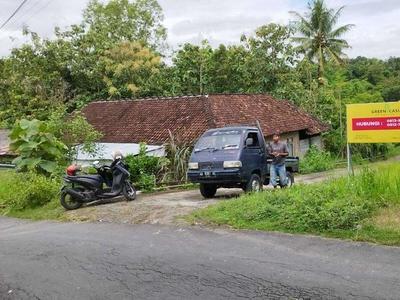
left=299, top=144, right=335, bottom=174
left=191, top=166, right=393, bottom=233
left=9, top=119, right=67, bottom=175
left=124, top=143, right=163, bottom=191
left=4, top=172, right=61, bottom=211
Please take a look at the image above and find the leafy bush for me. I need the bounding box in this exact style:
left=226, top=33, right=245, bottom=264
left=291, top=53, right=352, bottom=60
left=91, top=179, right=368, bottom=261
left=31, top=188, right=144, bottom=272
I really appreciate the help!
left=48, top=108, right=103, bottom=162
left=191, top=163, right=398, bottom=233
left=299, top=144, right=335, bottom=174
left=160, top=130, right=192, bottom=183
left=350, top=143, right=391, bottom=162
left=3, top=172, right=61, bottom=211
left=9, top=119, right=67, bottom=175
left=124, top=143, right=164, bottom=191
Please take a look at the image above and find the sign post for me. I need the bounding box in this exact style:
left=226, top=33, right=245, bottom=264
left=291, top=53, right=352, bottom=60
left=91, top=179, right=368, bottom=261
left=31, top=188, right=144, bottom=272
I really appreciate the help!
left=347, top=102, right=400, bottom=143
left=346, top=102, right=400, bottom=178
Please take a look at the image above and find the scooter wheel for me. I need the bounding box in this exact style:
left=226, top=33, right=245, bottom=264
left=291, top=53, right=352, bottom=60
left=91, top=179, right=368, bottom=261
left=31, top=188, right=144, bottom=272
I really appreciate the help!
left=123, top=182, right=136, bottom=201
left=60, top=191, right=83, bottom=210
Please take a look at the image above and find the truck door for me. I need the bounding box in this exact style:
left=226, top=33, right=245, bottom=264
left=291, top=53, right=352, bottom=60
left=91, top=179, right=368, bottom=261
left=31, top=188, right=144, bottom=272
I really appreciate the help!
left=241, top=131, right=266, bottom=178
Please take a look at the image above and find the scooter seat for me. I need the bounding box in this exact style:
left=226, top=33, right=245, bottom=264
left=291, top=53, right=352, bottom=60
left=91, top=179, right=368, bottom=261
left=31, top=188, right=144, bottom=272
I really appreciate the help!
left=64, top=174, right=104, bottom=183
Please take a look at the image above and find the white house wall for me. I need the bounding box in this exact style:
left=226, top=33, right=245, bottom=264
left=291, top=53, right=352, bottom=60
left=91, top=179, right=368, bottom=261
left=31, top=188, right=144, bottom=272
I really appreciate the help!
left=74, top=143, right=165, bottom=167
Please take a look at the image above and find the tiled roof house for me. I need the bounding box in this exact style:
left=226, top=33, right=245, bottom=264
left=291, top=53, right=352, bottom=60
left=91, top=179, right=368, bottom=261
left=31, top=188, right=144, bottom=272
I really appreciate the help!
left=81, top=94, right=329, bottom=157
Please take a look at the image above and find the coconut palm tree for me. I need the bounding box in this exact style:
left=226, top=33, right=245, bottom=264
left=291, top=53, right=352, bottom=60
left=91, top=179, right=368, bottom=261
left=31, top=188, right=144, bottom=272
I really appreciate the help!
left=290, top=0, right=354, bottom=86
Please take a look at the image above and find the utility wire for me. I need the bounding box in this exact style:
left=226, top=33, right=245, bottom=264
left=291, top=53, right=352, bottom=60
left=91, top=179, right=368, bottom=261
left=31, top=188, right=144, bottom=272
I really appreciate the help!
left=0, top=0, right=56, bottom=43
left=0, top=0, right=30, bottom=30
left=24, top=0, right=56, bottom=24
left=0, top=0, right=44, bottom=34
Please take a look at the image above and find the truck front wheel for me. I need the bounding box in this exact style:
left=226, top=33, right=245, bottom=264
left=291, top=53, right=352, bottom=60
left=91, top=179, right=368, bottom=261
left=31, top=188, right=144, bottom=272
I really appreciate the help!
left=200, top=183, right=217, bottom=198
left=244, top=174, right=262, bottom=193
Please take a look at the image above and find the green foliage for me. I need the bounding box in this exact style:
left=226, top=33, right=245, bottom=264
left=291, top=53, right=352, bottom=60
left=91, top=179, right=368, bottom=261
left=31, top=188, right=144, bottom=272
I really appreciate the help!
left=299, top=144, right=335, bottom=173
left=290, top=0, right=354, bottom=83
left=0, top=170, right=15, bottom=204
left=0, top=0, right=400, bottom=168
left=241, top=23, right=299, bottom=94
left=162, top=130, right=192, bottom=182
left=191, top=179, right=373, bottom=232
left=0, top=0, right=168, bottom=119
left=382, top=86, right=400, bottom=102
left=124, top=143, right=162, bottom=191
left=190, top=162, right=400, bottom=245
left=170, top=24, right=299, bottom=96
left=81, top=0, right=167, bottom=52
left=0, top=40, right=67, bottom=126
left=47, top=108, right=103, bottom=162
left=350, top=143, right=391, bottom=162
left=1, top=172, right=61, bottom=211
left=9, top=119, right=67, bottom=174
left=50, top=0, right=167, bottom=105
left=171, top=41, right=213, bottom=95
left=101, top=41, right=162, bottom=98
left=123, top=135, right=192, bottom=191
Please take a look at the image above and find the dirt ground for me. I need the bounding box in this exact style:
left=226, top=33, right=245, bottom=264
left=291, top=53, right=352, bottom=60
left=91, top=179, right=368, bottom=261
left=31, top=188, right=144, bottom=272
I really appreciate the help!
left=63, top=171, right=331, bottom=226
left=64, top=188, right=244, bottom=227
left=64, top=159, right=397, bottom=227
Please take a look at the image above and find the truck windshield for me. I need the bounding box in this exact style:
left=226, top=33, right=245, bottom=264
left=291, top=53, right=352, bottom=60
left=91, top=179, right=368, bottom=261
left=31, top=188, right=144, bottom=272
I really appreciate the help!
left=194, top=130, right=242, bottom=151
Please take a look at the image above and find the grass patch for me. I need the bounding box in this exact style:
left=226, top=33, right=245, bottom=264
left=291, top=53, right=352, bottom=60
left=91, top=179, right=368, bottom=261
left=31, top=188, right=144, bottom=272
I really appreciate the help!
left=0, top=170, right=66, bottom=220
left=5, top=198, right=68, bottom=221
left=189, top=162, right=400, bottom=246
left=0, top=170, right=16, bottom=205
left=2, top=161, right=400, bottom=246
left=368, top=205, right=400, bottom=233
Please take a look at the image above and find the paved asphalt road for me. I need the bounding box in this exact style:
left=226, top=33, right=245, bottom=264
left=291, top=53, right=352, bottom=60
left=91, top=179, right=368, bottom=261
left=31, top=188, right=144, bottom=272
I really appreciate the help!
left=1, top=216, right=400, bottom=300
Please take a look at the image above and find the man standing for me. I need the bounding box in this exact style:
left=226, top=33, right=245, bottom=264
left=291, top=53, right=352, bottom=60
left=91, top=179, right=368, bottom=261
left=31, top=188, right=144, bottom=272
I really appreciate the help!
left=268, top=131, right=289, bottom=188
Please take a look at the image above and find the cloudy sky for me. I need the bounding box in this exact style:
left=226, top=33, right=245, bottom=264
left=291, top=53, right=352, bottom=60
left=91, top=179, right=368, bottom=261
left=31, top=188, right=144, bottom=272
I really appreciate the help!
left=0, top=0, right=399, bottom=60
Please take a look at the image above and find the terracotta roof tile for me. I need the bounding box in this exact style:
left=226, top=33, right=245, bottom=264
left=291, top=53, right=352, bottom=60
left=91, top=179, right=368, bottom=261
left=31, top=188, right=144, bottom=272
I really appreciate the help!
left=81, top=94, right=329, bottom=145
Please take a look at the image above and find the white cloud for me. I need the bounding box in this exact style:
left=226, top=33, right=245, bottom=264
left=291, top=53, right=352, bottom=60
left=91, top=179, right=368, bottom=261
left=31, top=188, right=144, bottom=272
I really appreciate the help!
left=0, top=0, right=398, bottom=59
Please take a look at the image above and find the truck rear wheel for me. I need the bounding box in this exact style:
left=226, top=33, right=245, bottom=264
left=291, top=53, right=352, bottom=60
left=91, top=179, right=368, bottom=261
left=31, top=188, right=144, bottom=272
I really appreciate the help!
left=200, top=183, right=217, bottom=198
left=280, top=171, right=294, bottom=188
left=244, top=174, right=262, bottom=193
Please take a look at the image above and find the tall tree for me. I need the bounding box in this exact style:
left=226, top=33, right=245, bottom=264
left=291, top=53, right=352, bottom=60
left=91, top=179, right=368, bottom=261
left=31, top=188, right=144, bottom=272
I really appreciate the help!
left=171, top=41, right=213, bottom=95
left=54, top=0, right=168, bottom=105
left=81, top=0, right=167, bottom=52
left=290, top=0, right=354, bottom=85
left=101, top=40, right=162, bottom=98
left=0, top=33, right=67, bottom=127
left=240, top=23, right=300, bottom=96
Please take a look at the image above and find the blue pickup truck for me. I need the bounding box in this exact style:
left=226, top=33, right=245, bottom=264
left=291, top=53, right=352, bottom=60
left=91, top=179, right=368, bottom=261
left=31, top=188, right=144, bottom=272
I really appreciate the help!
left=187, top=125, right=299, bottom=198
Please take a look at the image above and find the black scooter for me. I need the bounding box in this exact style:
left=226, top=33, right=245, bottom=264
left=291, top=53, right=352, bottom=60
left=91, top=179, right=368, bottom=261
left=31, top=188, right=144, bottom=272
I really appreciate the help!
left=60, top=154, right=136, bottom=210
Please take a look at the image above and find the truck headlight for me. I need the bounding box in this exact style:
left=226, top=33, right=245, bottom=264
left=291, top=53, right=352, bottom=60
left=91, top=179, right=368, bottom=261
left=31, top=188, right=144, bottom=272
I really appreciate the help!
left=223, top=161, right=242, bottom=168
left=188, top=162, right=199, bottom=170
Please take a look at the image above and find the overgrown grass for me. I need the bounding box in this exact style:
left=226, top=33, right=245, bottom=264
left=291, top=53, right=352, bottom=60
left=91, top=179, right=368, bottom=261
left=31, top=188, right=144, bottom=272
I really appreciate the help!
left=188, top=162, right=400, bottom=246
left=0, top=170, right=15, bottom=203
left=300, top=144, right=400, bottom=174
left=299, top=144, right=336, bottom=174
left=0, top=170, right=65, bottom=220
left=2, top=162, right=400, bottom=246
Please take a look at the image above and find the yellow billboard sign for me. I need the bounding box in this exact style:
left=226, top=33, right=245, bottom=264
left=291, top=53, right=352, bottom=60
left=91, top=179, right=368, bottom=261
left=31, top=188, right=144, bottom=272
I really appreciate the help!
left=347, top=102, right=400, bottom=143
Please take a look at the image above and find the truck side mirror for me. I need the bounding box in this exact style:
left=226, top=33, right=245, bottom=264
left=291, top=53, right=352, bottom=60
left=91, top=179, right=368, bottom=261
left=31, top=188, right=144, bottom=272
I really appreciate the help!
left=245, top=138, right=254, bottom=147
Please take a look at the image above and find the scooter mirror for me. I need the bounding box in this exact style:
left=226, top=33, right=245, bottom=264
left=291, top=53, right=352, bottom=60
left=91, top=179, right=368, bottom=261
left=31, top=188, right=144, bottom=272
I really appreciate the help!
left=112, top=150, right=123, bottom=160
